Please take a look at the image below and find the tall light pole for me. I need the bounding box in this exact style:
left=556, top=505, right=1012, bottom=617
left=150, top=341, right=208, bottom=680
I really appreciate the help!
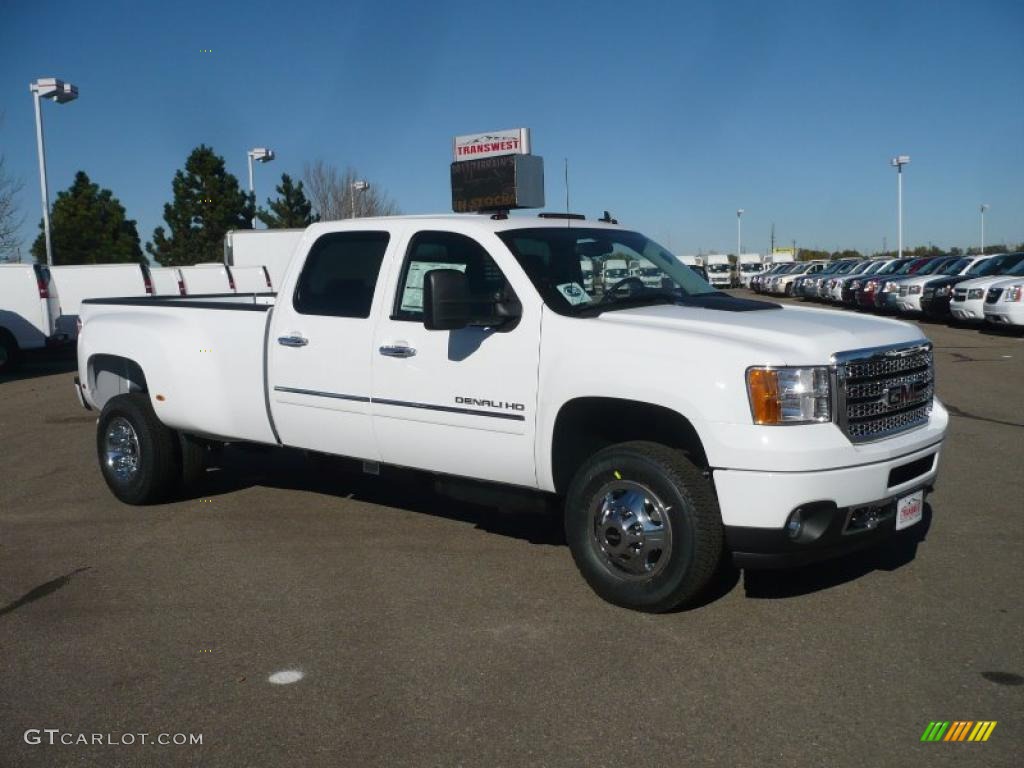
left=29, top=78, right=78, bottom=266
left=980, top=204, right=989, bottom=255
left=247, top=147, right=275, bottom=228
left=351, top=179, right=369, bottom=218
left=890, top=155, right=910, bottom=259
left=736, top=209, right=744, bottom=258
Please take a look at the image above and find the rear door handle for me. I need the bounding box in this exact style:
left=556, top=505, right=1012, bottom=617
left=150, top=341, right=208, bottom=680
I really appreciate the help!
left=379, top=344, right=416, bottom=358
left=278, top=334, right=308, bottom=347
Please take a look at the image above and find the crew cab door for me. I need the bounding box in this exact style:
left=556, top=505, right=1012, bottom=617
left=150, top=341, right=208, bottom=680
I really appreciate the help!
left=371, top=229, right=541, bottom=488
left=267, top=229, right=393, bottom=459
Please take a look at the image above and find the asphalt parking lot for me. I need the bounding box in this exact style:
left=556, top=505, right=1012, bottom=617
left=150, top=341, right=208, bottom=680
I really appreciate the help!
left=1, top=297, right=1022, bottom=768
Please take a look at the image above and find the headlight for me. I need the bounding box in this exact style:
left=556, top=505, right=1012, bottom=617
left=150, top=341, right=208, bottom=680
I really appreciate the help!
left=850, top=280, right=861, bottom=290
left=883, top=281, right=897, bottom=292
left=909, top=285, right=922, bottom=295
left=747, top=367, right=832, bottom=425
left=1006, top=285, right=1023, bottom=302
left=967, top=288, right=985, bottom=300
left=936, top=286, right=950, bottom=296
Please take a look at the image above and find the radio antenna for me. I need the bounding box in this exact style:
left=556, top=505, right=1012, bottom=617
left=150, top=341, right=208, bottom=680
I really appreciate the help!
left=564, top=158, right=570, bottom=216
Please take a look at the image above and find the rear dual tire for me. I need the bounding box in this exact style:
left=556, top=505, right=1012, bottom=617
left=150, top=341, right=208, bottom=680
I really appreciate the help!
left=565, top=441, right=724, bottom=612
left=97, top=393, right=205, bottom=504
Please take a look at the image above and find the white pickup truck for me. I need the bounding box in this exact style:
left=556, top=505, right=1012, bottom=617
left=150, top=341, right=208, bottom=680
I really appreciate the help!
left=75, top=215, right=947, bottom=611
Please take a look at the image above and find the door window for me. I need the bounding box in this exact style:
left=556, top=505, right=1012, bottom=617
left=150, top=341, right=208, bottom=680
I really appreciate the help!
left=393, top=231, right=512, bottom=321
left=293, top=232, right=390, bottom=318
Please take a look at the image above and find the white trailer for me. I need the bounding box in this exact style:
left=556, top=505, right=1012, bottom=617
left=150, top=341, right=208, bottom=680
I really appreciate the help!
left=225, top=229, right=304, bottom=289
left=50, top=263, right=150, bottom=338
left=0, top=263, right=62, bottom=371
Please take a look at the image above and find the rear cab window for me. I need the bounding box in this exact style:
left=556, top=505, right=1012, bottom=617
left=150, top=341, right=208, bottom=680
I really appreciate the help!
left=293, top=232, right=390, bottom=318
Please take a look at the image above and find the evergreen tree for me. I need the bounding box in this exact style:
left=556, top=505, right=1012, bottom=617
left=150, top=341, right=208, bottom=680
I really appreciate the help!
left=30, top=171, right=142, bottom=264
left=258, top=173, right=318, bottom=228
left=146, top=145, right=252, bottom=266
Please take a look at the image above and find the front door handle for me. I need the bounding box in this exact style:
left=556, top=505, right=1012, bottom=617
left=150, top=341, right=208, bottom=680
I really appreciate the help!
left=379, top=344, right=416, bottom=358
left=278, top=334, right=309, bottom=347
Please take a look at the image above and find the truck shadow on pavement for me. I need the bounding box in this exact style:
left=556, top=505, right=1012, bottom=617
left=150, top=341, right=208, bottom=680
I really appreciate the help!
left=185, top=445, right=932, bottom=603
left=192, top=444, right=567, bottom=547
left=742, top=504, right=933, bottom=599
left=0, top=347, right=77, bottom=384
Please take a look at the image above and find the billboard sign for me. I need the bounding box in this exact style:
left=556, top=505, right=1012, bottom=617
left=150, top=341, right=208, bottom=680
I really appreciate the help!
left=453, top=128, right=530, bottom=162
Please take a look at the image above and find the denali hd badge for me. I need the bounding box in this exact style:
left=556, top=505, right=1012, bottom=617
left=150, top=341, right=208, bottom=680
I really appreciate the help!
left=456, top=396, right=525, bottom=412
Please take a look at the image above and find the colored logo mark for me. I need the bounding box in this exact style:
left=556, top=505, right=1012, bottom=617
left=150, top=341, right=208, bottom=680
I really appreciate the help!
left=921, top=721, right=997, bottom=742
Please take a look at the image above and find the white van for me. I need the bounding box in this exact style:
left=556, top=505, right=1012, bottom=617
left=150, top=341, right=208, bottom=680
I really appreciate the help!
left=179, top=263, right=235, bottom=294
left=0, top=263, right=62, bottom=372
left=50, top=263, right=150, bottom=338
left=229, top=264, right=273, bottom=293
left=143, top=265, right=185, bottom=296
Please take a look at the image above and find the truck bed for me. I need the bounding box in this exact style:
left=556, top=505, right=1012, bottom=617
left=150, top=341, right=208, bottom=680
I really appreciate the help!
left=79, top=293, right=278, bottom=443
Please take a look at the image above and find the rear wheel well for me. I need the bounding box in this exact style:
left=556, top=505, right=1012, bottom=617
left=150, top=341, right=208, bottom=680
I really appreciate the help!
left=88, top=354, right=148, bottom=411
left=551, top=398, right=708, bottom=495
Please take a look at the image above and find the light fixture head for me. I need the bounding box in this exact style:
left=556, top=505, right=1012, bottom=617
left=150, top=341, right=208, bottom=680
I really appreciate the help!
left=30, top=77, right=78, bottom=103
left=248, top=147, right=275, bottom=163
left=890, top=155, right=910, bottom=167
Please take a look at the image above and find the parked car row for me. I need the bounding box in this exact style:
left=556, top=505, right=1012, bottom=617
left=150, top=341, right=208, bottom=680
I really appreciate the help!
left=757, top=253, right=1024, bottom=329
left=1, top=261, right=273, bottom=373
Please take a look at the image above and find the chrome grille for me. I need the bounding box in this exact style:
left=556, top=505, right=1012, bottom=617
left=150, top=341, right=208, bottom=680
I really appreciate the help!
left=922, top=286, right=935, bottom=299
left=986, top=287, right=1003, bottom=305
left=833, top=343, right=934, bottom=443
left=952, top=288, right=967, bottom=302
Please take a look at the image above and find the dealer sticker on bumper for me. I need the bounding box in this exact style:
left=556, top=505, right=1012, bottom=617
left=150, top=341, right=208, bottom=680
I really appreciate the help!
left=896, top=490, right=924, bottom=530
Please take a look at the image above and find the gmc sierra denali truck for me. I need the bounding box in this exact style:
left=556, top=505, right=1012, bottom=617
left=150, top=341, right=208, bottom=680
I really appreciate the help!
left=74, top=215, right=947, bottom=611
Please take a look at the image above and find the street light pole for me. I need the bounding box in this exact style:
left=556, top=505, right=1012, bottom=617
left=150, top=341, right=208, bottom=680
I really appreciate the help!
left=29, top=78, right=78, bottom=266
left=246, top=147, right=275, bottom=228
left=980, top=204, right=989, bottom=255
left=890, top=155, right=910, bottom=259
left=736, top=209, right=744, bottom=258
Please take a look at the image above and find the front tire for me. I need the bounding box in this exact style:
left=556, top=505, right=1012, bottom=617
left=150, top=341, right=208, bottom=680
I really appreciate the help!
left=97, top=393, right=181, bottom=504
left=565, top=441, right=724, bottom=612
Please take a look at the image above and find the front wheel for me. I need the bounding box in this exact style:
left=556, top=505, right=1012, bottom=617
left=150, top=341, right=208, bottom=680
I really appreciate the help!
left=565, top=441, right=724, bottom=612
left=97, top=393, right=181, bottom=504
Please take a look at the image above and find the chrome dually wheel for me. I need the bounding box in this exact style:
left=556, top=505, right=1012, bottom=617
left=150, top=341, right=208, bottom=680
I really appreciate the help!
left=591, top=480, right=673, bottom=580
left=104, top=416, right=141, bottom=481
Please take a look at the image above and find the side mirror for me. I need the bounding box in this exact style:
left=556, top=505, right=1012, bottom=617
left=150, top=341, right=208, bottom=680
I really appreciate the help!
left=423, top=269, right=471, bottom=331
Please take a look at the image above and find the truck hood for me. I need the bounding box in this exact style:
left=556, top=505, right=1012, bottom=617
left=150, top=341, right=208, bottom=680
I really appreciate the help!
left=595, top=302, right=923, bottom=364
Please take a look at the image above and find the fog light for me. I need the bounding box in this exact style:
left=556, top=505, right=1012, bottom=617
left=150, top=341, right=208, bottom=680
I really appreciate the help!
left=786, top=509, right=804, bottom=539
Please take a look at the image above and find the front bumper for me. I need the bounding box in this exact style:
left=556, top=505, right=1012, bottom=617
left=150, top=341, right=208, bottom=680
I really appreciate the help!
left=714, top=438, right=942, bottom=567
left=725, top=484, right=931, bottom=568
left=920, top=294, right=952, bottom=317
left=950, top=299, right=985, bottom=321
left=984, top=304, right=1024, bottom=326
left=895, top=295, right=923, bottom=313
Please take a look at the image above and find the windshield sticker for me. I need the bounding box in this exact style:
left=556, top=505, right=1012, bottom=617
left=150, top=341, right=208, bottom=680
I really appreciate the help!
left=556, top=282, right=590, bottom=305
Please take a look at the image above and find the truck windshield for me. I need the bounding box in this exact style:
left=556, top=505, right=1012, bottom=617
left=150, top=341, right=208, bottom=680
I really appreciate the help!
left=739, top=263, right=762, bottom=272
left=497, top=228, right=718, bottom=316
left=707, top=263, right=731, bottom=272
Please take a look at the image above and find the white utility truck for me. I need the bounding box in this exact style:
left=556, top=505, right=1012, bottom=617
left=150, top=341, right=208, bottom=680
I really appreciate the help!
left=225, top=229, right=304, bottom=289
left=75, top=215, right=946, bottom=612
left=0, top=263, right=62, bottom=372
left=737, top=253, right=765, bottom=288
left=579, top=258, right=595, bottom=292
left=705, top=254, right=733, bottom=287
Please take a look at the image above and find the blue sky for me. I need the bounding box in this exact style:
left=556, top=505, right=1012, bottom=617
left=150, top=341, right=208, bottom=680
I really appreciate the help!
left=1, top=0, right=1022, bottom=259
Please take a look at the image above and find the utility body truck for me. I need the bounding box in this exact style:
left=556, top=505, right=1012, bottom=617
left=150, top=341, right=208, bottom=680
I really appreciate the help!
left=0, top=263, right=61, bottom=372
left=75, top=214, right=947, bottom=611
left=705, top=254, right=733, bottom=288
left=737, top=254, right=765, bottom=288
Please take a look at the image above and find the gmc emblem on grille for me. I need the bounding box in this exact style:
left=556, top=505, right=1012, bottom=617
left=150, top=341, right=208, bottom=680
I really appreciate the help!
left=884, top=382, right=915, bottom=407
